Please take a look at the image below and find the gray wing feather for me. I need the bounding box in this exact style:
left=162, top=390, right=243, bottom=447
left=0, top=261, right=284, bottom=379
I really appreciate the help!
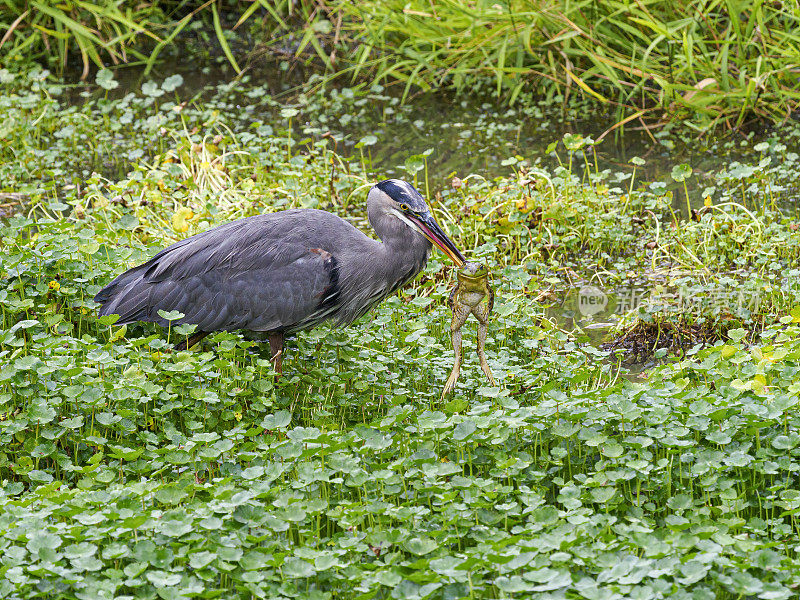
left=96, top=211, right=352, bottom=332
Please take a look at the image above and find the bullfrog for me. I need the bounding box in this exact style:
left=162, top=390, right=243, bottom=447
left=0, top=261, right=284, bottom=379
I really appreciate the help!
left=442, top=262, right=495, bottom=397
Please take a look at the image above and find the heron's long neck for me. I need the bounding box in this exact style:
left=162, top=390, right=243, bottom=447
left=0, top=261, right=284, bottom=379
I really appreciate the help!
left=369, top=209, right=431, bottom=282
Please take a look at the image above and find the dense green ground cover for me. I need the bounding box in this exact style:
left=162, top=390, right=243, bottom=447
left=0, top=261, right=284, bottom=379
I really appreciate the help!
left=4, top=68, right=800, bottom=598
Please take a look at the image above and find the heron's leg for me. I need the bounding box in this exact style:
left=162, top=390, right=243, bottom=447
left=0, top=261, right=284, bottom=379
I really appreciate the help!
left=442, top=304, right=470, bottom=398
left=268, top=332, right=284, bottom=375
left=474, top=303, right=495, bottom=385
left=174, top=330, right=209, bottom=351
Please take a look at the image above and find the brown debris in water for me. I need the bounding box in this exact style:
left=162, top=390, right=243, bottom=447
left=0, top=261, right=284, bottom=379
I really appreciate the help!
left=602, top=317, right=734, bottom=365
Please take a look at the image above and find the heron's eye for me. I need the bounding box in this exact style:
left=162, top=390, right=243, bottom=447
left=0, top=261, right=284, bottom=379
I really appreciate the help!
left=399, top=203, right=410, bottom=212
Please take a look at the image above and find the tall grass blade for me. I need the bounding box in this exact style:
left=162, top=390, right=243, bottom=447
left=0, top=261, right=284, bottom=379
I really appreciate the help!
left=212, top=1, right=240, bottom=73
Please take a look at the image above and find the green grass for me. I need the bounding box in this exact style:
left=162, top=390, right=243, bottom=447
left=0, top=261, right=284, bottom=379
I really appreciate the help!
left=5, top=1, right=800, bottom=129
left=317, top=0, right=800, bottom=131
left=4, top=66, right=800, bottom=598
left=0, top=0, right=168, bottom=78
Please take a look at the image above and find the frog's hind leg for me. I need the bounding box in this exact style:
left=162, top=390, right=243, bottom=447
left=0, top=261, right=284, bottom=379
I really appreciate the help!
left=475, top=303, right=495, bottom=385
left=442, top=304, right=471, bottom=398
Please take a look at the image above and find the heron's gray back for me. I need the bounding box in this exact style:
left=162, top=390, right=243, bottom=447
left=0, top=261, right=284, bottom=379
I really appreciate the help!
left=95, top=209, right=429, bottom=334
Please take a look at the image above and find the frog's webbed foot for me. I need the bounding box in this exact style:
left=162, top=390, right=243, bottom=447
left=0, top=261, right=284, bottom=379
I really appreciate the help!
left=474, top=304, right=495, bottom=385
left=442, top=363, right=460, bottom=399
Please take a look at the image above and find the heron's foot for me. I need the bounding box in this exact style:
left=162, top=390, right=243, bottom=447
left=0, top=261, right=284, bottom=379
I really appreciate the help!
left=268, top=332, right=284, bottom=377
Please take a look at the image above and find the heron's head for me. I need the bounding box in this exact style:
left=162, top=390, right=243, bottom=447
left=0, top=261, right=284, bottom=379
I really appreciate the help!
left=370, top=179, right=466, bottom=266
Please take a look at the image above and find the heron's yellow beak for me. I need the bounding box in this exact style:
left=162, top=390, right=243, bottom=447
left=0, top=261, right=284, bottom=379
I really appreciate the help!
left=409, top=213, right=466, bottom=267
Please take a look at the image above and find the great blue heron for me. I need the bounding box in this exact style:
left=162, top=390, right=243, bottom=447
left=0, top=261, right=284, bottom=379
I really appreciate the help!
left=95, top=179, right=466, bottom=372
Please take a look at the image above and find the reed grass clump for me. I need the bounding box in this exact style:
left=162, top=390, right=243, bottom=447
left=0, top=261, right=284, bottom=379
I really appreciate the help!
left=323, top=0, right=800, bottom=131
left=4, top=1, right=799, bottom=129
left=0, top=0, right=169, bottom=78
